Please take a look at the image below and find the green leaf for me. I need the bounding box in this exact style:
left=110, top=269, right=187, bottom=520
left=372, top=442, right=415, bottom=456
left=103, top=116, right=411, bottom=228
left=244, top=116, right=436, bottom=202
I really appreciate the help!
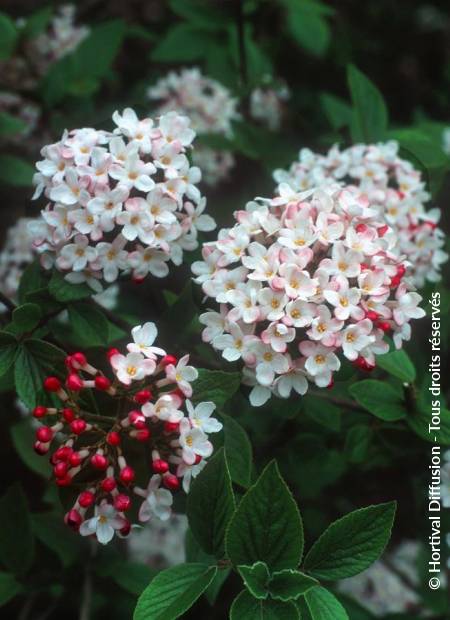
left=0, top=12, right=18, bottom=59
left=10, top=418, right=52, bottom=477
left=14, top=339, right=65, bottom=408
left=376, top=350, right=416, bottom=383
left=302, top=396, right=341, bottom=431
left=305, top=587, right=349, bottom=620
left=112, top=562, right=155, bottom=595
left=133, top=563, right=217, bottom=620
left=349, top=380, right=406, bottom=421
left=304, top=502, right=396, bottom=580
left=347, top=64, right=388, bottom=142
left=0, top=484, right=35, bottom=575
left=32, top=513, right=80, bottom=567
left=11, top=303, right=41, bottom=333
left=68, top=302, right=109, bottom=347
left=408, top=406, right=450, bottom=446
left=151, top=24, right=215, bottom=62
left=73, top=20, right=125, bottom=80
left=284, top=0, right=331, bottom=57
left=238, top=562, right=270, bottom=599
left=230, top=589, right=300, bottom=620
left=344, top=425, right=373, bottom=464
left=269, top=569, right=318, bottom=601
left=192, top=369, right=241, bottom=408
left=169, top=0, right=225, bottom=29
left=0, top=155, right=34, bottom=186
left=49, top=270, right=92, bottom=302
left=0, top=331, right=18, bottom=377
left=187, top=448, right=235, bottom=558
left=220, top=413, right=253, bottom=488
left=320, top=93, right=352, bottom=131
left=204, top=567, right=230, bottom=605
left=0, top=111, right=27, bottom=136
left=21, top=5, right=53, bottom=38
left=226, top=461, right=304, bottom=571
left=0, top=571, right=22, bottom=606
left=18, top=261, right=50, bottom=305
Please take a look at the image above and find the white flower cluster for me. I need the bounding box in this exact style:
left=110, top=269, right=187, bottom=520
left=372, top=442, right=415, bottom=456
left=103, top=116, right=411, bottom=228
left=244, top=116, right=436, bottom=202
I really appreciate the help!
left=30, top=108, right=215, bottom=291
left=0, top=217, right=36, bottom=312
left=127, top=514, right=188, bottom=569
left=26, top=4, right=90, bottom=74
left=148, top=67, right=240, bottom=186
left=193, top=184, right=426, bottom=406
left=250, top=82, right=290, bottom=131
left=274, top=141, right=448, bottom=288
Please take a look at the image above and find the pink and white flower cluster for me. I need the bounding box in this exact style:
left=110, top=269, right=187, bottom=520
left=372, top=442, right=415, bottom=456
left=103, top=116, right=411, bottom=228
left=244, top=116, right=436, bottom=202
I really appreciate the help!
left=0, top=217, right=37, bottom=312
left=274, top=141, right=448, bottom=288
left=148, top=67, right=240, bottom=186
left=250, top=81, right=290, bottom=131
left=30, top=108, right=215, bottom=291
left=33, top=322, right=222, bottom=545
left=193, top=184, right=426, bottom=406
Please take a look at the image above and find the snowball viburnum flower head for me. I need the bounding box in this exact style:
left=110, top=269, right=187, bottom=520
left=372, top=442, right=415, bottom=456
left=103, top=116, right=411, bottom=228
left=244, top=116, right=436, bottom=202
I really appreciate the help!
left=30, top=108, right=216, bottom=290
left=194, top=184, right=426, bottom=405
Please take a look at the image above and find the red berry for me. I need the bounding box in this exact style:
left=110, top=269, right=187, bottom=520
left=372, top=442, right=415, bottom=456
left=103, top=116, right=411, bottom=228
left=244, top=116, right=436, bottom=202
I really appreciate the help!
left=107, top=431, right=121, bottom=446
left=95, top=375, right=111, bottom=391
left=69, top=451, right=82, bottom=467
left=44, top=376, right=61, bottom=392
left=101, top=477, right=116, bottom=492
left=62, top=407, right=75, bottom=423
left=153, top=459, right=169, bottom=474
left=34, top=441, right=48, bottom=455
left=134, top=389, right=152, bottom=405
left=72, top=352, right=87, bottom=367
left=163, top=474, right=180, bottom=491
left=66, top=373, right=84, bottom=391
left=119, top=466, right=135, bottom=484
left=119, top=519, right=131, bottom=537
left=91, top=454, right=108, bottom=470
left=65, top=509, right=82, bottom=531
left=70, top=419, right=87, bottom=435
left=107, top=347, right=120, bottom=360
left=33, top=406, right=47, bottom=419
left=161, top=354, right=177, bottom=367
left=54, top=446, right=72, bottom=462
left=365, top=310, right=379, bottom=321
left=79, top=491, right=95, bottom=508
left=114, top=494, right=131, bottom=512
left=128, top=410, right=146, bottom=430
left=36, top=426, right=53, bottom=443
left=135, top=429, right=151, bottom=442
left=164, top=421, right=179, bottom=433
left=54, top=462, right=69, bottom=479
left=56, top=474, right=72, bottom=487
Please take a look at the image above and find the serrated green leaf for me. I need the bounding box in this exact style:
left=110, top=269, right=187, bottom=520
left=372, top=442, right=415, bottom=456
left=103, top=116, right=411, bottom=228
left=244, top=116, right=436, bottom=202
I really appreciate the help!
left=238, top=562, right=270, bottom=599
left=0, top=571, right=22, bottom=606
left=187, top=448, right=235, bottom=558
left=305, top=587, right=349, bottom=620
left=230, top=589, right=300, bottom=619
left=349, top=380, right=406, bottom=421
left=0, top=484, right=35, bottom=575
left=14, top=339, right=65, bottom=408
left=11, top=303, right=41, bottom=333
left=133, top=563, right=217, bottom=620
left=304, top=502, right=396, bottom=580
left=269, top=569, right=318, bottom=601
left=347, top=64, right=388, bottom=142
left=49, top=270, right=92, bottom=302
left=0, top=331, right=18, bottom=376
left=18, top=261, right=49, bottom=305
left=68, top=302, right=109, bottom=347
left=376, top=350, right=416, bottom=383
left=220, top=413, right=253, bottom=488
left=226, top=461, right=303, bottom=571
left=192, top=369, right=241, bottom=408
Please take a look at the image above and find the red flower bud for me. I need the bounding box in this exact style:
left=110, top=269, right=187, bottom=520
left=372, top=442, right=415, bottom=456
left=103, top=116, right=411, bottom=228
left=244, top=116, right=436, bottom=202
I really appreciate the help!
left=33, top=406, right=47, bottom=419
left=128, top=410, right=146, bottom=429
left=95, top=375, right=111, bottom=391
left=107, top=347, right=120, bottom=360
left=36, top=426, right=53, bottom=443
left=164, top=421, right=179, bottom=433
left=107, top=431, right=121, bottom=446
left=134, top=389, right=152, bottom=405
left=78, top=491, right=95, bottom=508
left=163, top=474, right=180, bottom=491
left=101, top=477, right=116, bottom=492
left=152, top=459, right=169, bottom=474
left=43, top=376, right=61, bottom=392
left=34, top=441, right=48, bottom=455
left=91, top=454, right=108, bottom=470
left=65, top=509, right=82, bottom=531
left=119, top=466, right=135, bottom=484
left=54, top=462, right=69, bottom=479
left=365, top=310, right=379, bottom=321
left=62, top=407, right=75, bottom=423
left=376, top=320, right=391, bottom=332
left=355, top=223, right=367, bottom=233
left=72, top=352, right=87, bottom=367
left=161, top=354, right=177, bottom=367
left=119, top=519, right=131, bottom=537
left=69, top=451, right=82, bottom=467
left=134, top=429, right=151, bottom=442
left=66, top=373, right=84, bottom=391
left=56, top=474, right=72, bottom=487
left=114, top=494, right=131, bottom=512
left=70, top=419, right=87, bottom=435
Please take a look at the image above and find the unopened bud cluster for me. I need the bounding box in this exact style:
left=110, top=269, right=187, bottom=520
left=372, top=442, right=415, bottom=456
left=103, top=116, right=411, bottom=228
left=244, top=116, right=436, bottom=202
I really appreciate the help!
left=32, top=322, right=222, bottom=544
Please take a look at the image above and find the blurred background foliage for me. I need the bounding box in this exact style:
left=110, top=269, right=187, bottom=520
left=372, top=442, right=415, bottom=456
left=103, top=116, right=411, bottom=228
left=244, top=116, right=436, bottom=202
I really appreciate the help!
left=0, top=1, right=449, bottom=619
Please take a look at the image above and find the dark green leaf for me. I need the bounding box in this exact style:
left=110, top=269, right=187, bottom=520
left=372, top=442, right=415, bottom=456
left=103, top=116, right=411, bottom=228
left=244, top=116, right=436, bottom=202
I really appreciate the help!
left=302, top=396, right=341, bottom=431
left=305, top=587, right=349, bottom=619
left=238, top=562, right=270, bottom=599
left=133, top=563, right=217, bottom=620
left=230, top=589, right=300, bottom=620
left=0, top=155, right=34, bottom=186
left=68, top=302, right=109, bottom=347
left=0, top=571, right=22, bottom=606
left=284, top=0, right=331, bottom=57
left=169, top=0, right=225, bottom=29
left=73, top=20, right=125, bottom=80
left=112, top=562, right=155, bottom=595
left=18, top=261, right=49, bottom=305
left=151, top=24, right=215, bottom=62
left=14, top=339, right=65, bottom=408
left=320, top=93, right=352, bottom=131
left=0, top=331, right=18, bottom=377
left=0, top=484, right=35, bottom=575
left=11, top=303, right=41, bottom=333
left=49, top=270, right=92, bottom=302
left=187, top=448, right=235, bottom=558
left=349, top=380, right=406, bottom=421
left=304, top=502, right=396, bottom=580
left=0, top=111, right=27, bottom=136
left=347, top=64, right=388, bottom=142
left=226, top=461, right=303, bottom=571
left=192, top=369, right=241, bottom=408
left=0, top=12, right=18, bottom=59
left=269, top=569, right=318, bottom=601
left=376, top=350, right=416, bottom=383
left=220, top=414, right=253, bottom=488
left=344, top=425, right=373, bottom=464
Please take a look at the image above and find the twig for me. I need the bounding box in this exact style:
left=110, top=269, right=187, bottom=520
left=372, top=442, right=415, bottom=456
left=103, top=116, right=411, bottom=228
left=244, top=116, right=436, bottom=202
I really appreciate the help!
left=309, top=389, right=366, bottom=413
